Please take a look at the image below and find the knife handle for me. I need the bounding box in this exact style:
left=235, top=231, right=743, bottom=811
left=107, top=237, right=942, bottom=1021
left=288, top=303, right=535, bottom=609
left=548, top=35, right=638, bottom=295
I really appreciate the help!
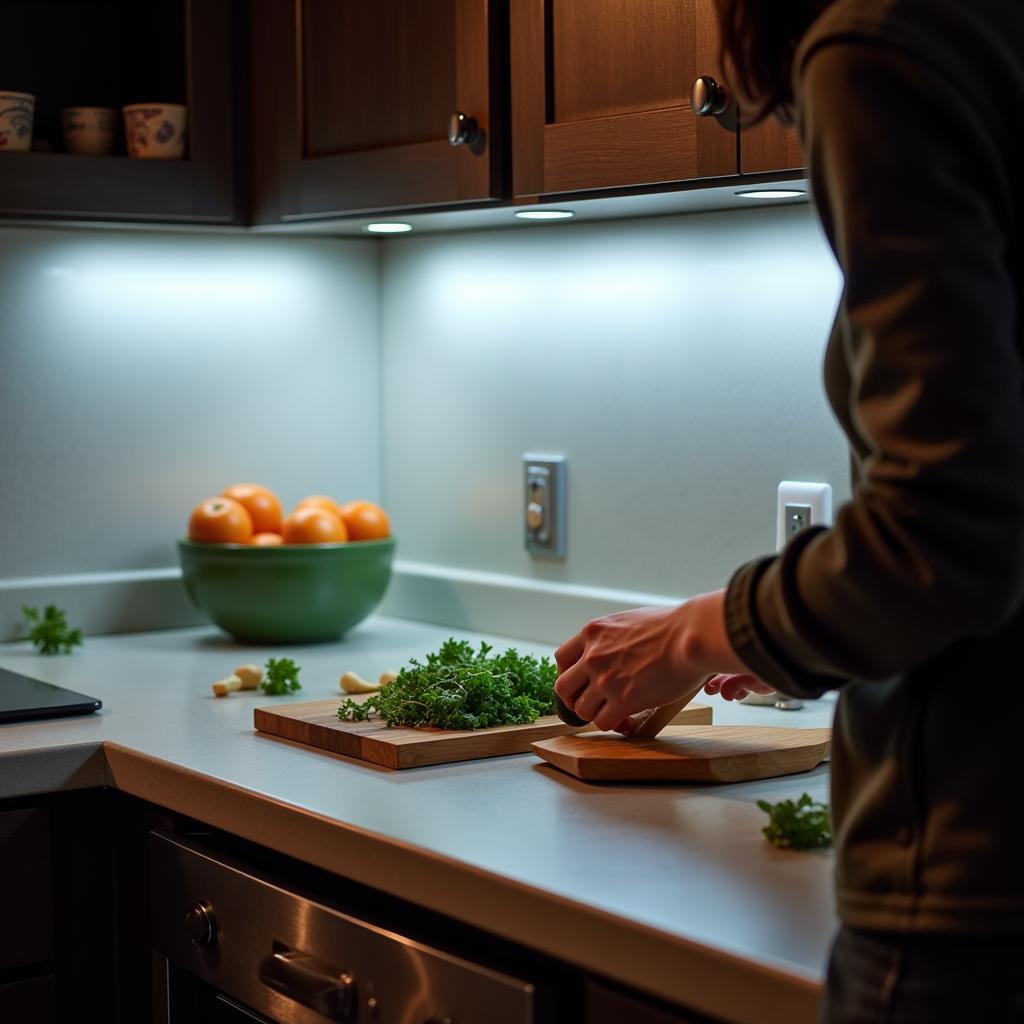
left=554, top=677, right=711, bottom=736
left=628, top=678, right=712, bottom=739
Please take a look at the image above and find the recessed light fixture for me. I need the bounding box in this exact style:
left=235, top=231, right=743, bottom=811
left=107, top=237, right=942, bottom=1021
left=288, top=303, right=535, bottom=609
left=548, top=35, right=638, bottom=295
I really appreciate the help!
left=734, top=189, right=807, bottom=200
left=365, top=222, right=413, bottom=234
left=514, top=209, right=575, bottom=221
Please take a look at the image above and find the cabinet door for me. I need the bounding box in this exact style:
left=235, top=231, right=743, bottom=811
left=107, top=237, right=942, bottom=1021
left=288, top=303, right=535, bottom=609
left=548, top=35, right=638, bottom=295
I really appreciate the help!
left=511, top=0, right=737, bottom=197
left=739, top=120, right=803, bottom=175
left=0, top=0, right=236, bottom=224
left=0, top=808, right=52, bottom=969
left=251, top=0, right=502, bottom=223
left=0, top=977, right=56, bottom=1024
left=587, top=981, right=718, bottom=1023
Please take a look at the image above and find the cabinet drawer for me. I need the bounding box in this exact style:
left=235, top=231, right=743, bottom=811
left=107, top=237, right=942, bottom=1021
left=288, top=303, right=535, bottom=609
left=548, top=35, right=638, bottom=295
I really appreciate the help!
left=0, top=808, right=53, bottom=967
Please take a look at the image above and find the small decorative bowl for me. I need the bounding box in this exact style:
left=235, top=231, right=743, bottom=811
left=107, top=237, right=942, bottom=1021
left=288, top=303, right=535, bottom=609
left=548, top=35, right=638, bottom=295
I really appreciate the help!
left=0, top=92, right=35, bottom=152
left=61, top=106, right=117, bottom=156
left=123, top=103, right=186, bottom=159
left=177, top=537, right=396, bottom=643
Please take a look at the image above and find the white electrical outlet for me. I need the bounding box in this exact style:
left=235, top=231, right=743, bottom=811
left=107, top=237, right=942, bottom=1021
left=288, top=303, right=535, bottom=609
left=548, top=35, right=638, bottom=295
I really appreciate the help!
left=742, top=480, right=834, bottom=710
left=776, top=481, right=833, bottom=550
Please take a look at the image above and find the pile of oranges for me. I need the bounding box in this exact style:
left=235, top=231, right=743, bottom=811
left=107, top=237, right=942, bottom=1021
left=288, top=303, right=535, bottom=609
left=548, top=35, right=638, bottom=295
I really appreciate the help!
left=187, top=484, right=391, bottom=546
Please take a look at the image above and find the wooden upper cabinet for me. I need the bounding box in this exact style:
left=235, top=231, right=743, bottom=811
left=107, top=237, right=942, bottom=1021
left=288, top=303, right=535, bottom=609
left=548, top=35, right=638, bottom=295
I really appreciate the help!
left=739, top=121, right=803, bottom=174
left=250, top=0, right=503, bottom=223
left=510, top=0, right=738, bottom=197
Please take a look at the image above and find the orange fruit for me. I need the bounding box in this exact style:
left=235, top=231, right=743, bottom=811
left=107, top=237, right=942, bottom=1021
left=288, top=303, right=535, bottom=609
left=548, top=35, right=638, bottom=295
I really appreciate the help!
left=295, top=494, right=343, bottom=518
left=250, top=532, right=283, bottom=547
left=282, top=506, right=348, bottom=544
left=338, top=500, right=391, bottom=541
left=222, top=483, right=283, bottom=534
left=188, top=497, right=253, bottom=544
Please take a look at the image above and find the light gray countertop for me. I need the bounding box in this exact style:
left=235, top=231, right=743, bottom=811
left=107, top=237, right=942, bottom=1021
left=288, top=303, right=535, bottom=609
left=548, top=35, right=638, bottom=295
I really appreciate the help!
left=0, top=617, right=837, bottom=1024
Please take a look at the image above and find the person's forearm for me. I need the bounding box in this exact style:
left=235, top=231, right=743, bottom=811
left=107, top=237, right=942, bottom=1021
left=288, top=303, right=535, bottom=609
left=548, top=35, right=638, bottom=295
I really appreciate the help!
left=670, top=589, right=756, bottom=679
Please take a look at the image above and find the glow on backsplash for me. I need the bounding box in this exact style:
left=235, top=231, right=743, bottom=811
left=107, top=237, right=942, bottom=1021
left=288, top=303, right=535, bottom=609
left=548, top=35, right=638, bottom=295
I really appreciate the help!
left=0, top=227, right=381, bottom=579
left=379, top=204, right=848, bottom=598
left=2, top=206, right=846, bottom=607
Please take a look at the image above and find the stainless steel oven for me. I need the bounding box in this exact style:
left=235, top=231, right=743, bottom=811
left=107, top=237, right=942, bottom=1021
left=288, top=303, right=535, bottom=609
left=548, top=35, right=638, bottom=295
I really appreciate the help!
left=149, top=831, right=535, bottom=1024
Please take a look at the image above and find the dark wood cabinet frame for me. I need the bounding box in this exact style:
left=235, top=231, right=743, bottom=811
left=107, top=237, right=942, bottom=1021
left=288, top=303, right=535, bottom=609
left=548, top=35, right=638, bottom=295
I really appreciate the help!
left=251, top=0, right=504, bottom=224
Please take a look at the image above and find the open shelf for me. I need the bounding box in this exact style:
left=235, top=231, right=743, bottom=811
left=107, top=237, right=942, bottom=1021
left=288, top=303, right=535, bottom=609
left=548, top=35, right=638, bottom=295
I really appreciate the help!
left=0, top=0, right=236, bottom=224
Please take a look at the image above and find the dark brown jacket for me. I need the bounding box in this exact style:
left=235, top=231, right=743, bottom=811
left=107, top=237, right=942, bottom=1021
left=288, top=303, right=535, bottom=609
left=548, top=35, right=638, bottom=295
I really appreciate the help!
left=725, top=0, right=1024, bottom=932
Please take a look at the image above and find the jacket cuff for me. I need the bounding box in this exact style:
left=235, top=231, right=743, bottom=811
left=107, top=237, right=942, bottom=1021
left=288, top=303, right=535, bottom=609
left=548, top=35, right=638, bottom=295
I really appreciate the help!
left=724, top=552, right=843, bottom=700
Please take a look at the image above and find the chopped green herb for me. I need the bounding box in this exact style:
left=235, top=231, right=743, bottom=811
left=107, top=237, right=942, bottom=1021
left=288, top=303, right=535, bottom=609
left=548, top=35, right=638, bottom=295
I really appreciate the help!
left=260, top=657, right=302, bottom=696
left=338, top=638, right=557, bottom=730
left=21, top=605, right=83, bottom=655
left=757, top=793, right=832, bottom=851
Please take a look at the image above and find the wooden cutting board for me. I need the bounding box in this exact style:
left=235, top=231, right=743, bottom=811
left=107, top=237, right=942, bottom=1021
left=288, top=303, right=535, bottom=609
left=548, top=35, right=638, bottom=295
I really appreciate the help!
left=531, top=725, right=831, bottom=783
left=255, top=698, right=713, bottom=770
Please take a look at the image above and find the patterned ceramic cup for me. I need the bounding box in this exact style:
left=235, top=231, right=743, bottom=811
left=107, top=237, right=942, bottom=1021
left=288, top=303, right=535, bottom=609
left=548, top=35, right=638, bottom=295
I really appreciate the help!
left=122, top=103, right=187, bottom=159
left=61, top=106, right=117, bottom=156
left=0, top=92, right=35, bottom=152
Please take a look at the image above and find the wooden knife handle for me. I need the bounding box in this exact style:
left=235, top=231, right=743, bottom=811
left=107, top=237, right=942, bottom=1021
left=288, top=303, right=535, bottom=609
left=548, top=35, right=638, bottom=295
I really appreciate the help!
left=628, top=678, right=712, bottom=739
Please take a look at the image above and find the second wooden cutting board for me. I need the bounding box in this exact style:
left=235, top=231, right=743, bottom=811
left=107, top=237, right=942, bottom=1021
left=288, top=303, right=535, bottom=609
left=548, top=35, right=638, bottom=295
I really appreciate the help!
left=254, top=698, right=713, bottom=769
left=531, top=725, right=831, bottom=783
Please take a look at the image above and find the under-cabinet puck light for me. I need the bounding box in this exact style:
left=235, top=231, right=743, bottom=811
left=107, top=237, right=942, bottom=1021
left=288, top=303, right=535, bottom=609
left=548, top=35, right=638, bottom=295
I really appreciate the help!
left=734, top=189, right=807, bottom=200
left=514, top=209, right=575, bottom=220
left=365, top=222, right=413, bottom=234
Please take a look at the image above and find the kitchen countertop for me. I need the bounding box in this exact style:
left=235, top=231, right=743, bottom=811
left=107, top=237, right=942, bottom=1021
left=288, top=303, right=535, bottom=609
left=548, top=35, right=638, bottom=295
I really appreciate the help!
left=0, top=616, right=837, bottom=1024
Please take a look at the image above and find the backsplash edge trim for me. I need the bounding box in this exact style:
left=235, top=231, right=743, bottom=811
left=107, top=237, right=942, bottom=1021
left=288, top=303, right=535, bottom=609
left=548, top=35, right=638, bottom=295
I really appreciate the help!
left=0, top=563, right=682, bottom=646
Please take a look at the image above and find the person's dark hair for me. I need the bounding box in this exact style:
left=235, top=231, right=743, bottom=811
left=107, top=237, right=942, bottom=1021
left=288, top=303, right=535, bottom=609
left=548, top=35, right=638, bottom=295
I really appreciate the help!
left=716, top=0, right=832, bottom=124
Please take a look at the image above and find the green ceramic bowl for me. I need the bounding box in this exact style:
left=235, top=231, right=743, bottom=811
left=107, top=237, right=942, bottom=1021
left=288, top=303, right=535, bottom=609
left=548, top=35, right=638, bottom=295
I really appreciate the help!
left=177, top=537, right=396, bottom=643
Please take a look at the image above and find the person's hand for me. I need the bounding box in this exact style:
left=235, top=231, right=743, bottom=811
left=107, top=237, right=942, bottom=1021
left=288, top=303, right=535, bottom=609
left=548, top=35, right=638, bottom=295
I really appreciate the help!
left=703, top=673, right=775, bottom=701
left=553, top=590, right=753, bottom=733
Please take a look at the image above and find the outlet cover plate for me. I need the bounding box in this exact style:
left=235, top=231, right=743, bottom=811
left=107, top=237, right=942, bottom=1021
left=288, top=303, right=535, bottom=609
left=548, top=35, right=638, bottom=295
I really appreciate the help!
left=524, top=453, right=566, bottom=557
left=776, top=481, right=832, bottom=551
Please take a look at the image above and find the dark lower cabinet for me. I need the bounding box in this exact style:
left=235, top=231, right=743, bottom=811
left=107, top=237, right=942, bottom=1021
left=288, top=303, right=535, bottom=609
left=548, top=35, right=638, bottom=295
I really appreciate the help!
left=0, top=807, right=53, bottom=969
left=0, top=791, right=158, bottom=1023
left=0, top=791, right=730, bottom=1024
left=587, top=981, right=722, bottom=1024
left=0, top=976, right=57, bottom=1023
left=0, top=806, right=55, bottom=1022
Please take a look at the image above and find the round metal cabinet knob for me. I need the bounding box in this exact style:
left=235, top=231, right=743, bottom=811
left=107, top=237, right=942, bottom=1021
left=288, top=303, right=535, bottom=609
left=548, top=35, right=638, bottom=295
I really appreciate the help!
left=448, top=110, right=480, bottom=147
left=690, top=75, right=730, bottom=117
left=184, top=900, right=217, bottom=947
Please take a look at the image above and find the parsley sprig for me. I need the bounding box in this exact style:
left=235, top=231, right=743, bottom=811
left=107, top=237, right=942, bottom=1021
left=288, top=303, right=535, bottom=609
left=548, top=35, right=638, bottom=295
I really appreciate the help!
left=21, top=605, right=83, bottom=655
left=338, top=639, right=557, bottom=730
left=758, top=793, right=832, bottom=851
left=260, top=657, right=302, bottom=696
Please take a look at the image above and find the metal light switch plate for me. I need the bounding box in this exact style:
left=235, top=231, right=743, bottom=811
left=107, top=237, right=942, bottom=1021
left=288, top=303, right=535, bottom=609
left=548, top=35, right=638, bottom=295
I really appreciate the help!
left=523, top=454, right=566, bottom=557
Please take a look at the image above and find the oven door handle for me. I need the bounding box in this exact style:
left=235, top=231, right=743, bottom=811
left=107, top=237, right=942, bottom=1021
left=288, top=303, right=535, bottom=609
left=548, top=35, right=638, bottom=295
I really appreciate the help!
left=258, top=948, right=355, bottom=1020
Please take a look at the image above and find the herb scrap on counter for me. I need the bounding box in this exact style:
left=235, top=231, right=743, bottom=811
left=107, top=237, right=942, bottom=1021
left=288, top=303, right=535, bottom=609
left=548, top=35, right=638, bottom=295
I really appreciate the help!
left=260, top=657, right=302, bottom=696
left=338, top=639, right=557, bottom=730
left=21, top=605, right=83, bottom=655
left=757, top=793, right=832, bottom=851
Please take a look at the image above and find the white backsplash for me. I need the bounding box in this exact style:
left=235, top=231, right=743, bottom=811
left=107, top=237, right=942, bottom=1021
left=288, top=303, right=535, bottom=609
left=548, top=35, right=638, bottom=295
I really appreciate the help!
left=380, top=204, right=848, bottom=601
left=1, top=204, right=848, bottom=639
left=0, top=228, right=380, bottom=581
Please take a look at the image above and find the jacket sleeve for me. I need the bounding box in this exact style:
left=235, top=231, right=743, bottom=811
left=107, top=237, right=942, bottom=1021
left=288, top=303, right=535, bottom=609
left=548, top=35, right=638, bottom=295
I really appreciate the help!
left=724, top=38, right=1024, bottom=697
